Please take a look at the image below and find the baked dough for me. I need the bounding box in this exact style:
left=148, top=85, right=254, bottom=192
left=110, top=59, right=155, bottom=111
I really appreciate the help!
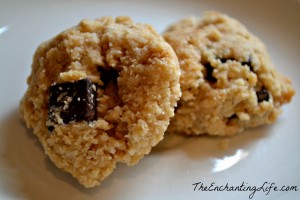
left=164, top=11, right=294, bottom=136
left=20, top=16, right=181, bottom=187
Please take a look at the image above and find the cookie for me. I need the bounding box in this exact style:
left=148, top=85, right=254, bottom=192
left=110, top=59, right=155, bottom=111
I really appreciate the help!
left=163, top=11, right=295, bottom=136
left=20, top=16, right=181, bottom=187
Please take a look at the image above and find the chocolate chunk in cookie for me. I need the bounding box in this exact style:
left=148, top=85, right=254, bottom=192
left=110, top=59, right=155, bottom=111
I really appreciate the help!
left=204, top=63, right=217, bottom=83
left=218, top=56, right=254, bottom=72
left=256, top=88, right=269, bottom=102
left=218, top=57, right=234, bottom=63
left=97, top=66, right=119, bottom=87
left=241, top=56, right=254, bottom=72
left=47, top=78, right=97, bottom=130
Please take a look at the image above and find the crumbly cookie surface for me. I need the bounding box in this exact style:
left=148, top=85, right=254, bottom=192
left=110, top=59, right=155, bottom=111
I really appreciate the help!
left=20, top=16, right=181, bottom=187
left=163, top=11, right=294, bottom=136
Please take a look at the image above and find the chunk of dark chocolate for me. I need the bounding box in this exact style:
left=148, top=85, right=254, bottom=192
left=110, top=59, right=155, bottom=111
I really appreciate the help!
left=256, top=88, right=269, bottom=102
left=97, top=66, right=119, bottom=87
left=204, top=63, right=217, bottom=83
left=47, top=78, right=97, bottom=130
left=228, top=113, right=237, bottom=120
left=241, top=56, right=254, bottom=72
left=218, top=57, right=234, bottom=63
left=218, top=56, right=254, bottom=72
left=226, top=113, right=238, bottom=125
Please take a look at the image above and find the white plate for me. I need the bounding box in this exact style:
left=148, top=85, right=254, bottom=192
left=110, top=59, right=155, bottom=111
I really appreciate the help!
left=0, top=0, right=299, bottom=199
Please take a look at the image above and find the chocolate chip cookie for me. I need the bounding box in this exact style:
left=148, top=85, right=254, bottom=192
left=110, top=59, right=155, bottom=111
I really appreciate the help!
left=20, top=16, right=181, bottom=187
left=163, top=11, right=295, bottom=136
